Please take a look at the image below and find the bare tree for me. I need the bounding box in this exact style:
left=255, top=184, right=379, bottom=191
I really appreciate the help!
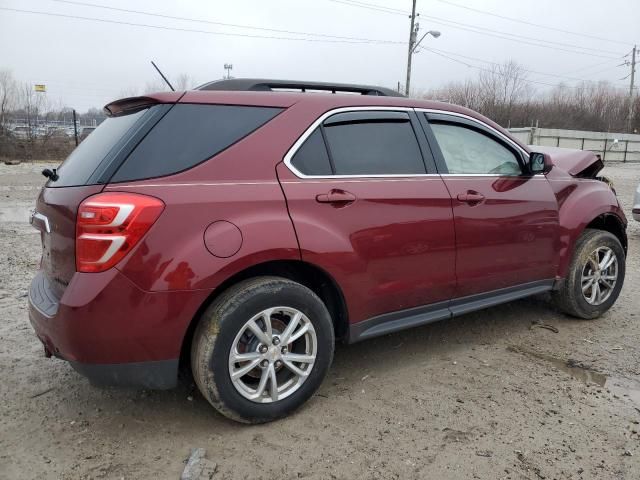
left=118, top=86, right=141, bottom=98
left=477, top=61, right=532, bottom=125
left=0, top=70, right=17, bottom=129
left=174, top=73, right=196, bottom=91
left=429, top=79, right=482, bottom=110
left=16, top=82, right=52, bottom=141
left=423, top=59, right=638, bottom=133
left=143, top=79, right=169, bottom=94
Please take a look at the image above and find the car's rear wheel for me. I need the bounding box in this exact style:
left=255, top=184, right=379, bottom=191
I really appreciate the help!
left=552, top=229, right=625, bottom=319
left=191, top=276, right=334, bottom=423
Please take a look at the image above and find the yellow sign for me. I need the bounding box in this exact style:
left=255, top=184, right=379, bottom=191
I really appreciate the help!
left=34, top=84, right=46, bottom=92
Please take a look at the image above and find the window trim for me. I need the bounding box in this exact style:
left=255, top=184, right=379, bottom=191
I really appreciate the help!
left=416, top=108, right=530, bottom=177
left=284, top=106, right=531, bottom=179
left=284, top=107, right=433, bottom=179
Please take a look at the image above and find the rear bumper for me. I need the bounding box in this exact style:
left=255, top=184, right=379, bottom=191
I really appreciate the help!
left=28, top=268, right=212, bottom=389
left=70, top=359, right=179, bottom=389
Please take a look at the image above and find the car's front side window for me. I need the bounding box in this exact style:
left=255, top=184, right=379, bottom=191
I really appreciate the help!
left=430, top=122, right=522, bottom=175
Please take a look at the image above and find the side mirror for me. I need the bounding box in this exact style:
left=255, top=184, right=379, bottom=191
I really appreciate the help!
left=529, top=152, right=551, bottom=174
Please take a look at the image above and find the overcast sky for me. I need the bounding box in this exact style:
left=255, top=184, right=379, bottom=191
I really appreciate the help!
left=0, top=0, right=638, bottom=111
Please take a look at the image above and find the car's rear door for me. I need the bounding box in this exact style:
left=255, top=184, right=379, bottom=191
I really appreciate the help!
left=418, top=111, right=559, bottom=299
left=277, top=108, right=456, bottom=327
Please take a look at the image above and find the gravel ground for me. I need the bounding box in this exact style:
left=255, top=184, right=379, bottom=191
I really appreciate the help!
left=0, top=161, right=639, bottom=480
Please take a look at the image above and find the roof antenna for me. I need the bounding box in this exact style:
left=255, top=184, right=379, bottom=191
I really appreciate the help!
left=151, top=61, right=175, bottom=91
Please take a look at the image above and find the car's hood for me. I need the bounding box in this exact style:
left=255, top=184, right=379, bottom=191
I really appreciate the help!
left=529, top=145, right=604, bottom=178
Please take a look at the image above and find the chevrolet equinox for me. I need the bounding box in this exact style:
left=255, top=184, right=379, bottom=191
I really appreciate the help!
left=28, top=79, right=627, bottom=423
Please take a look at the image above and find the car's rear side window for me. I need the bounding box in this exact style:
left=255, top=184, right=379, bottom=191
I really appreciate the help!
left=322, top=115, right=425, bottom=175
left=111, top=104, right=282, bottom=182
left=290, top=129, right=332, bottom=175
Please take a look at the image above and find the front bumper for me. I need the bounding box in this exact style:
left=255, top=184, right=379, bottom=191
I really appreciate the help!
left=28, top=268, right=211, bottom=389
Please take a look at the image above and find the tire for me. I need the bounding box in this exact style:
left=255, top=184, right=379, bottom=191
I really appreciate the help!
left=191, top=276, right=334, bottom=423
left=552, top=228, right=625, bottom=319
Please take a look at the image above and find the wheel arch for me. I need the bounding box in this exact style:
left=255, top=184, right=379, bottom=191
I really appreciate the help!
left=179, top=259, right=349, bottom=369
left=585, top=213, right=627, bottom=254
left=558, top=210, right=627, bottom=278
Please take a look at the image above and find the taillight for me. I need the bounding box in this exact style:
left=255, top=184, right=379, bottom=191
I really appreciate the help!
left=76, top=192, right=164, bottom=273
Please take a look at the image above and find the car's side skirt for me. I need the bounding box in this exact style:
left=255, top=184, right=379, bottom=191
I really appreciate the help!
left=348, top=279, right=555, bottom=343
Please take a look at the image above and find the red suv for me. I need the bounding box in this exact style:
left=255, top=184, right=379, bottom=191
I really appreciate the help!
left=29, top=79, right=627, bottom=423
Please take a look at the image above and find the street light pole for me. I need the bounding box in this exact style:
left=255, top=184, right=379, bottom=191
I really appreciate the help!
left=405, top=0, right=418, bottom=96
left=405, top=1, right=441, bottom=97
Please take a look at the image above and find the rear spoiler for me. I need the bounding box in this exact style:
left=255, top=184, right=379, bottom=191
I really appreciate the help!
left=103, top=92, right=184, bottom=117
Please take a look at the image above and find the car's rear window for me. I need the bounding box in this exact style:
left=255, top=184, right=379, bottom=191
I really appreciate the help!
left=52, top=108, right=149, bottom=187
left=110, top=104, right=283, bottom=183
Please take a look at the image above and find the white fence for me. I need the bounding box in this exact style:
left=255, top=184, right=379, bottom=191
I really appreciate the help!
left=508, top=127, right=640, bottom=162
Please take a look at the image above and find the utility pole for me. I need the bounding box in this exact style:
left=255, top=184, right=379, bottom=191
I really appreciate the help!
left=72, top=109, right=78, bottom=146
left=405, top=0, right=418, bottom=96
left=627, top=45, right=637, bottom=132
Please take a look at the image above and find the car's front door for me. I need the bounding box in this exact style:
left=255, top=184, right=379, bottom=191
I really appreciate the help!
left=277, top=108, right=457, bottom=325
left=419, top=111, right=560, bottom=298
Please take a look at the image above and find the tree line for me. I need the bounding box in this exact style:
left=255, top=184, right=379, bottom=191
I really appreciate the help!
left=423, top=61, right=639, bottom=134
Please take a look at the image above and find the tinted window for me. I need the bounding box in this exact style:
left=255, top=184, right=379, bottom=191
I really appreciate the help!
left=112, top=104, right=282, bottom=182
left=291, top=128, right=332, bottom=175
left=322, top=118, right=425, bottom=175
left=52, top=108, right=149, bottom=187
left=430, top=123, right=522, bottom=175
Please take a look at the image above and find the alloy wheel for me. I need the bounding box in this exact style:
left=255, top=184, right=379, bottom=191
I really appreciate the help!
left=228, top=307, right=317, bottom=403
left=581, top=246, right=618, bottom=306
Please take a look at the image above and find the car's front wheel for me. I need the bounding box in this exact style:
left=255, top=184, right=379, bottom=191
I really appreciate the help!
left=191, top=276, right=334, bottom=423
left=552, top=228, right=625, bottom=319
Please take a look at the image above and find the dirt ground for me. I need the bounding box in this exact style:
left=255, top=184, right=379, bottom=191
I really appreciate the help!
left=1, top=161, right=639, bottom=480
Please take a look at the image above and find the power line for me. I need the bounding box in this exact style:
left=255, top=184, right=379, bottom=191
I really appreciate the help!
left=417, top=15, right=622, bottom=58
left=420, top=48, right=628, bottom=91
left=0, top=6, right=405, bottom=45
left=328, top=0, right=625, bottom=58
left=44, top=0, right=402, bottom=44
left=332, top=0, right=636, bottom=49
left=432, top=0, right=635, bottom=47
left=327, top=0, right=408, bottom=16
left=561, top=59, right=621, bottom=76
left=423, top=47, right=626, bottom=85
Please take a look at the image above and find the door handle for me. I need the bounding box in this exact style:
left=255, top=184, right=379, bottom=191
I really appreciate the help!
left=457, top=191, right=485, bottom=204
left=316, top=189, right=357, bottom=204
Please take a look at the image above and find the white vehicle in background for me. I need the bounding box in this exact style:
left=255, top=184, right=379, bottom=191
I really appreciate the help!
left=633, top=183, right=640, bottom=221
left=10, top=125, right=31, bottom=138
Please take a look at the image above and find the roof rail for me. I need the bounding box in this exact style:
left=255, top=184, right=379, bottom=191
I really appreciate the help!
left=196, top=78, right=404, bottom=97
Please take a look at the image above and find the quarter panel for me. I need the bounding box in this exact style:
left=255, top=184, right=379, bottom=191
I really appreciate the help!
left=109, top=182, right=300, bottom=291
left=546, top=175, right=626, bottom=277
